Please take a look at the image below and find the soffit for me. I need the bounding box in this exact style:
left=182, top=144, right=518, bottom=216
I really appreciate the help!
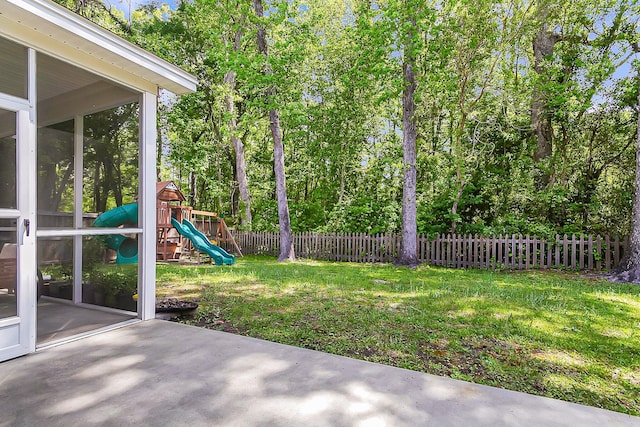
left=0, top=0, right=197, bottom=95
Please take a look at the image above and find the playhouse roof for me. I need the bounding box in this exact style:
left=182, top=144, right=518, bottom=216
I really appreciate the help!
left=157, top=181, right=186, bottom=202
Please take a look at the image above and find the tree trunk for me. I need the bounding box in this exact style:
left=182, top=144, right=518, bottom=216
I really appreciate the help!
left=93, top=165, right=101, bottom=212
left=51, top=164, right=74, bottom=211
left=189, top=171, right=197, bottom=209
left=338, top=161, right=345, bottom=204
left=397, top=17, right=418, bottom=267
left=531, top=25, right=560, bottom=189
left=224, top=28, right=252, bottom=228
left=232, top=132, right=252, bottom=226
left=451, top=178, right=466, bottom=234
left=254, top=0, right=294, bottom=261
left=612, top=67, right=640, bottom=282
left=217, top=165, right=223, bottom=214
left=271, top=110, right=295, bottom=261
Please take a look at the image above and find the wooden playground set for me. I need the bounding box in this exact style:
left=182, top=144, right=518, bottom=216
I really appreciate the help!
left=155, top=181, right=241, bottom=262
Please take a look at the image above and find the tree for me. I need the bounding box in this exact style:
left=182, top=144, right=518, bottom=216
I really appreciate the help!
left=87, top=0, right=639, bottom=243
left=253, top=0, right=295, bottom=261
left=222, top=20, right=252, bottom=228
left=530, top=2, right=560, bottom=184
left=613, top=44, right=640, bottom=282
left=54, top=0, right=131, bottom=35
left=398, top=12, right=418, bottom=266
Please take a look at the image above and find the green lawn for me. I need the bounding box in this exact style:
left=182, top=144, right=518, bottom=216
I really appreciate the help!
left=156, top=256, right=640, bottom=415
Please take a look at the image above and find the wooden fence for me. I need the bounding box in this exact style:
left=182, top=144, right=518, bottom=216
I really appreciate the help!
left=231, top=232, right=627, bottom=271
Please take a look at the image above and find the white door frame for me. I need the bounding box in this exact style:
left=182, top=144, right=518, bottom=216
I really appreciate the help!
left=0, top=94, right=37, bottom=362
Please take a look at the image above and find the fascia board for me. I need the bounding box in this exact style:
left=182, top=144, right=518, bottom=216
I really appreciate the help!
left=0, top=0, right=197, bottom=95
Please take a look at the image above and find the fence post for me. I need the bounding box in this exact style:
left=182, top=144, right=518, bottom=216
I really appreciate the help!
left=539, top=236, right=544, bottom=269
left=485, top=235, right=490, bottom=270
left=532, top=235, right=537, bottom=269
left=587, top=234, right=593, bottom=271
left=463, top=233, right=467, bottom=268
left=579, top=234, right=585, bottom=270
left=595, top=235, right=602, bottom=271
left=453, top=234, right=459, bottom=268
left=510, top=234, right=516, bottom=269
left=571, top=234, right=577, bottom=270
left=446, top=233, right=452, bottom=267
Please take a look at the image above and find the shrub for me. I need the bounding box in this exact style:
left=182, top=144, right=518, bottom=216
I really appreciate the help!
left=85, top=264, right=138, bottom=297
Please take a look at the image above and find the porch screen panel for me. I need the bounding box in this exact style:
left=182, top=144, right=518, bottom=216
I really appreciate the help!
left=0, top=36, right=27, bottom=99
left=0, top=109, right=16, bottom=209
left=37, top=120, right=74, bottom=229
left=82, top=235, right=138, bottom=312
left=0, top=218, right=18, bottom=318
left=37, top=237, right=74, bottom=301
left=83, top=103, right=140, bottom=229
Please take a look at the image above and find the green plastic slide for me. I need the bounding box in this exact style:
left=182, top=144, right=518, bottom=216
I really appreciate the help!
left=92, top=202, right=139, bottom=264
left=171, top=218, right=235, bottom=265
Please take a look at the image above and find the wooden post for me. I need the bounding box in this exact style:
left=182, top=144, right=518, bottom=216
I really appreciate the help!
left=510, top=234, right=515, bottom=269
left=579, top=234, right=584, bottom=270
left=595, top=235, right=602, bottom=270
left=453, top=234, right=458, bottom=268
left=484, top=236, right=489, bottom=269
left=470, top=233, right=481, bottom=268
left=433, top=233, right=439, bottom=266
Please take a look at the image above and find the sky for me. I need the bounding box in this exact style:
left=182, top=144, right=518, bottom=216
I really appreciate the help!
left=105, top=0, right=179, bottom=17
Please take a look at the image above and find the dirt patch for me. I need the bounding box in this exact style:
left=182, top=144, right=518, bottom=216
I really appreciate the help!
left=189, top=317, right=245, bottom=334
left=416, top=337, right=545, bottom=392
left=156, top=298, right=198, bottom=312
left=346, top=346, right=379, bottom=358
left=172, top=301, right=246, bottom=335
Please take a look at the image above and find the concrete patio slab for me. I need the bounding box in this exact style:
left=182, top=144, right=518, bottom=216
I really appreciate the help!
left=0, top=320, right=638, bottom=427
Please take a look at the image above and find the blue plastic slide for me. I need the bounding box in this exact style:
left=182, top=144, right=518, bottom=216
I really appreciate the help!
left=92, top=202, right=139, bottom=264
left=171, top=218, right=235, bottom=265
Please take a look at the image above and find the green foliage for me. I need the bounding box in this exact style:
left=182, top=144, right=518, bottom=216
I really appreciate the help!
left=40, top=264, right=73, bottom=281
left=325, top=196, right=400, bottom=234
left=94, top=0, right=640, bottom=237
left=82, top=237, right=109, bottom=271
left=83, top=104, right=139, bottom=213
left=85, top=264, right=138, bottom=297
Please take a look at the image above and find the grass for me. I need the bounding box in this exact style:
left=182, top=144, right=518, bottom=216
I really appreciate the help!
left=156, top=256, right=640, bottom=415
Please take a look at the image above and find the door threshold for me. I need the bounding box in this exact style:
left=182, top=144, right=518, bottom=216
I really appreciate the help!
left=36, top=318, right=141, bottom=351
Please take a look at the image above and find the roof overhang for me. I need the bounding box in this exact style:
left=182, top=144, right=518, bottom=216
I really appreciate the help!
left=0, top=0, right=197, bottom=95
